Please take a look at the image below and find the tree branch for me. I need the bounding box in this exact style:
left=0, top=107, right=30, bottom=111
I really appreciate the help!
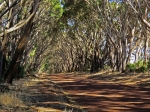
left=0, top=12, right=35, bottom=37
left=0, top=0, right=21, bottom=18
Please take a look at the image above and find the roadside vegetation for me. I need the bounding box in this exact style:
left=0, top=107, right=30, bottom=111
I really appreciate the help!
left=127, top=60, right=150, bottom=73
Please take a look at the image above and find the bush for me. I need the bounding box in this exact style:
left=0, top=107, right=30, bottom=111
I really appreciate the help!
left=126, top=60, right=150, bottom=73
left=104, top=65, right=111, bottom=70
left=147, top=61, right=150, bottom=70
left=138, top=66, right=147, bottom=73
left=135, top=60, right=143, bottom=68
left=126, top=63, right=136, bottom=72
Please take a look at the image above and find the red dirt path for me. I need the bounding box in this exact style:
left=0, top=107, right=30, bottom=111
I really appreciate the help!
left=48, top=74, right=150, bottom=112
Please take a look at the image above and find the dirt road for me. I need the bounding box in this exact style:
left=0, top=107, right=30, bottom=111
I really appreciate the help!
left=48, top=73, right=150, bottom=112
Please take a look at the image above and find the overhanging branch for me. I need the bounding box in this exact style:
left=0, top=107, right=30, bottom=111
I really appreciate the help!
left=0, top=12, right=35, bottom=37
left=0, top=0, right=21, bottom=18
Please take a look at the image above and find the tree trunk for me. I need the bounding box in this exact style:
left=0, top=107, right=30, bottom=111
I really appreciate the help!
left=0, top=49, right=3, bottom=78
left=4, top=0, right=39, bottom=83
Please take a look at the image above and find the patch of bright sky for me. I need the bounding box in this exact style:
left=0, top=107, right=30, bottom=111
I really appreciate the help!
left=109, top=0, right=123, bottom=3
left=59, top=0, right=63, bottom=7
left=148, top=13, right=150, bottom=18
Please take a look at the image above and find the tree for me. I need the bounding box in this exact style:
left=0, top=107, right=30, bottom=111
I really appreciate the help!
left=0, top=0, right=40, bottom=83
left=47, top=0, right=150, bottom=73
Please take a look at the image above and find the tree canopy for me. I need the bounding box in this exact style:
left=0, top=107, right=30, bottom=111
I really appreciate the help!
left=0, top=0, right=149, bottom=83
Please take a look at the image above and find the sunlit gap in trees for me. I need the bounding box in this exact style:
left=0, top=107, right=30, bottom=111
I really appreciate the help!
left=109, top=0, right=123, bottom=3
left=59, top=0, right=64, bottom=7
left=59, top=0, right=73, bottom=26
left=148, top=14, right=150, bottom=18
left=67, top=19, right=74, bottom=26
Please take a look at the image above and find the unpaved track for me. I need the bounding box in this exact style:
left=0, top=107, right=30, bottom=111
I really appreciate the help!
left=48, top=74, right=150, bottom=112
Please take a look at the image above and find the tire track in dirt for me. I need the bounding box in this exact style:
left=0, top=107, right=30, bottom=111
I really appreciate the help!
left=48, top=74, right=150, bottom=112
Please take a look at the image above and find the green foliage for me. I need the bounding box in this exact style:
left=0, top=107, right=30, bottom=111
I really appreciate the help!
left=30, top=50, right=36, bottom=57
left=126, top=63, right=136, bottom=72
left=138, top=66, right=147, bottom=73
left=104, top=65, right=111, bottom=70
left=50, top=0, right=63, bottom=18
left=28, top=45, right=36, bottom=63
left=135, top=60, right=143, bottom=68
left=23, top=7, right=27, bottom=13
left=126, top=60, right=150, bottom=73
left=147, top=61, right=150, bottom=69
left=39, top=56, right=50, bottom=73
left=62, top=0, right=89, bottom=19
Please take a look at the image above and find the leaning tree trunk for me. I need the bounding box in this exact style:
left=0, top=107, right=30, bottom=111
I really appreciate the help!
left=0, top=49, right=3, bottom=78
left=0, top=1, right=13, bottom=79
left=5, top=0, right=39, bottom=83
left=143, top=6, right=149, bottom=62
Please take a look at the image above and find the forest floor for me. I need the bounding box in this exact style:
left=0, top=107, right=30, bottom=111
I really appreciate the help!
left=0, top=71, right=150, bottom=112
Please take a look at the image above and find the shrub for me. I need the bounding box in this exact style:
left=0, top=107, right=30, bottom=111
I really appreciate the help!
left=135, top=60, right=143, bottom=68
left=126, top=60, right=150, bottom=73
left=104, top=65, right=111, bottom=70
left=138, top=65, right=147, bottom=73
left=147, top=61, right=150, bottom=70
left=126, top=63, right=136, bottom=72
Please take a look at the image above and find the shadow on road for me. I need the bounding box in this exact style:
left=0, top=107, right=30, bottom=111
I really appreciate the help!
left=49, top=74, right=150, bottom=112
left=23, top=76, right=83, bottom=112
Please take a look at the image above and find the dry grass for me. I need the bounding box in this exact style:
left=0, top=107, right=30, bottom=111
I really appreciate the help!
left=22, top=79, right=35, bottom=87
left=0, top=92, right=24, bottom=107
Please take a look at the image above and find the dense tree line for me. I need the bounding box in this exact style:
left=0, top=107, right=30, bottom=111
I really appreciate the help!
left=48, top=0, right=150, bottom=73
left=0, top=0, right=149, bottom=83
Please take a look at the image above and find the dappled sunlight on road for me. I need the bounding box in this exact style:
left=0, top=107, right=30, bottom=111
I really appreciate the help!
left=24, top=75, right=83, bottom=112
left=48, top=73, right=150, bottom=112
left=87, top=72, right=150, bottom=87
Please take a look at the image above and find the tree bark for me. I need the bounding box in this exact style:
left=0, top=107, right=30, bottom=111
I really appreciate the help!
left=4, top=0, right=39, bottom=83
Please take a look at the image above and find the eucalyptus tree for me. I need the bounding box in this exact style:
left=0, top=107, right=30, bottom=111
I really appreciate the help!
left=49, top=0, right=108, bottom=72
left=0, top=0, right=22, bottom=79
left=38, top=0, right=149, bottom=73
left=23, top=0, right=63, bottom=74
left=0, top=0, right=40, bottom=83
left=72, top=0, right=150, bottom=72
left=126, top=0, right=150, bottom=63
left=1, top=0, right=147, bottom=77
left=126, top=0, right=150, bottom=28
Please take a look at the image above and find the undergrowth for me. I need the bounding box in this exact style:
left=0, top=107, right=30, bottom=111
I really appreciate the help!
left=126, top=60, right=150, bottom=73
